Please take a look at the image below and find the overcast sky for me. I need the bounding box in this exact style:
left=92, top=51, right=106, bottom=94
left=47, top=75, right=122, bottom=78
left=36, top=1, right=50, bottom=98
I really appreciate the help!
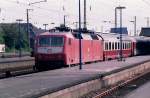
left=0, top=0, right=150, bottom=35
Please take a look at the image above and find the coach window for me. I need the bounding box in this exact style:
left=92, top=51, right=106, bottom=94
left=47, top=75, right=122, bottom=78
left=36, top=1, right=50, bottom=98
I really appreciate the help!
left=115, top=42, right=117, bottom=50
left=124, top=43, right=125, bottom=49
left=118, top=42, right=120, bottom=49
left=128, top=43, right=129, bottom=48
left=105, top=42, right=107, bottom=50
left=106, top=42, right=109, bottom=50
left=109, top=42, right=111, bottom=50
left=129, top=43, right=131, bottom=48
left=112, top=42, right=114, bottom=50
left=107, top=42, right=109, bottom=50
left=123, top=43, right=125, bottom=49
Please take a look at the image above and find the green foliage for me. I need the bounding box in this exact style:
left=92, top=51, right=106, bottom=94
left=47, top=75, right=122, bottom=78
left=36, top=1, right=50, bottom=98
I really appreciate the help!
left=0, top=32, right=4, bottom=44
left=0, top=23, right=29, bottom=52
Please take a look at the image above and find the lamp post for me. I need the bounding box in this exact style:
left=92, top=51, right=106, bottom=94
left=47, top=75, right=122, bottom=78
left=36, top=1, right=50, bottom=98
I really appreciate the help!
left=115, top=7, right=117, bottom=28
left=79, top=0, right=82, bottom=70
left=26, top=9, right=33, bottom=49
left=83, top=0, right=87, bottom=30
left=16, top=19, right=23, bottom=57
left=130, top=16, right=137, bottom=36
left=43, top=24, right=48, bottom=31
left=145, top=17, right=150, bottom=27
left=102, top=20, right=111, bottom=32
left=116, top=6, right=126, bottom=61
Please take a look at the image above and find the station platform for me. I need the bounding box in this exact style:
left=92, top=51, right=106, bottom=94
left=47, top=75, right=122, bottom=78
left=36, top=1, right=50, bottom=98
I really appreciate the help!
left=0, top=56, right=150, bottom=98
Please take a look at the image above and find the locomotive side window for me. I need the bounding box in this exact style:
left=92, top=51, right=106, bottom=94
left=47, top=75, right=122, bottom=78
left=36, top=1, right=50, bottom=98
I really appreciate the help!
left=91, top=34, right=99, bottom=40
left=68, top=38, right=71, bottom=45
left=73, top=34, right=83, bottom=39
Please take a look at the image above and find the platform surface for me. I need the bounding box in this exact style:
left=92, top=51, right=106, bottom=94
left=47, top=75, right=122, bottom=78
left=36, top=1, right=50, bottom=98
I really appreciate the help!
left=0, top=56, right=150, bottom=98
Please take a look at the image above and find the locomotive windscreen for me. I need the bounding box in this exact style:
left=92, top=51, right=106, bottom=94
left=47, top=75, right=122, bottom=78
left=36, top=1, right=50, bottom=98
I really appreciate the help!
left=39, top=36, right=64, bottom=47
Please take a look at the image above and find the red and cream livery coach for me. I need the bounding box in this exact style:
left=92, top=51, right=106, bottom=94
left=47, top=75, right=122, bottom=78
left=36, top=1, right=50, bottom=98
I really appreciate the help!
left=97, top=33, right=132, bottom=60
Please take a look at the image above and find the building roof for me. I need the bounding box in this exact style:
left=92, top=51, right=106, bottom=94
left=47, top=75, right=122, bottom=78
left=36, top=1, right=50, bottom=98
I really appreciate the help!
left=140, top=27, right=150, bottom=37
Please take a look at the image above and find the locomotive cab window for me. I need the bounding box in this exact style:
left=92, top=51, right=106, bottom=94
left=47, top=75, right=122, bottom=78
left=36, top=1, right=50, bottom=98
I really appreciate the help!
left=39, top=36, right=64, bottom=47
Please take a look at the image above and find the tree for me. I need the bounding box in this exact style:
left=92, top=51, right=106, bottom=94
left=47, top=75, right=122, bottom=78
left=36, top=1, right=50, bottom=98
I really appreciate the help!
left=0, top=23, right=28, bottom=52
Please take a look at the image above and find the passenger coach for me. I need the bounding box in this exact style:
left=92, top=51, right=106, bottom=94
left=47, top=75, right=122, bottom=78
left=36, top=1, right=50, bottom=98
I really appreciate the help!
left=97, top=33, right=132, bottom=60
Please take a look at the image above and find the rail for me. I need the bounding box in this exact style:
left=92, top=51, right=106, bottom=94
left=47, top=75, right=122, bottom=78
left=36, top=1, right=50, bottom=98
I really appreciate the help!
left=92, top=66, right=150, bottom=98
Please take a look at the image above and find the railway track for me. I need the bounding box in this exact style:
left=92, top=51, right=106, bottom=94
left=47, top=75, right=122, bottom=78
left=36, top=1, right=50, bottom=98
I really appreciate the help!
left=81, top=66, right=150, bottom=98
left=0, top=57, right=35, bottom=78
left=0, top=57, right=66, bottom=79
left=0, top=53, right=31, bottom=58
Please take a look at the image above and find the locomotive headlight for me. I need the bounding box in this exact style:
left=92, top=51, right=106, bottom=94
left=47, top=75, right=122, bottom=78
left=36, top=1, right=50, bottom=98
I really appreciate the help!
left=57, top=54, right=62, bottom=59
left=47, top=49, right=52, bottom=53
left=38, top=54, right=42, bottom=59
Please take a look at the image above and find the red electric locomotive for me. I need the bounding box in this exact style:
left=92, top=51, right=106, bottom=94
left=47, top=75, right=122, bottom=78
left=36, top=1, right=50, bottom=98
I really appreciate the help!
left=34, top=28, right=103, bottom=70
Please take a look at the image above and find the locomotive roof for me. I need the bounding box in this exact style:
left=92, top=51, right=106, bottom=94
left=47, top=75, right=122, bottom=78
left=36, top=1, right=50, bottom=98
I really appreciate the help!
left=38, top=31, right=102, bottom=40
left=39, top=32, right=74, bottom=38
